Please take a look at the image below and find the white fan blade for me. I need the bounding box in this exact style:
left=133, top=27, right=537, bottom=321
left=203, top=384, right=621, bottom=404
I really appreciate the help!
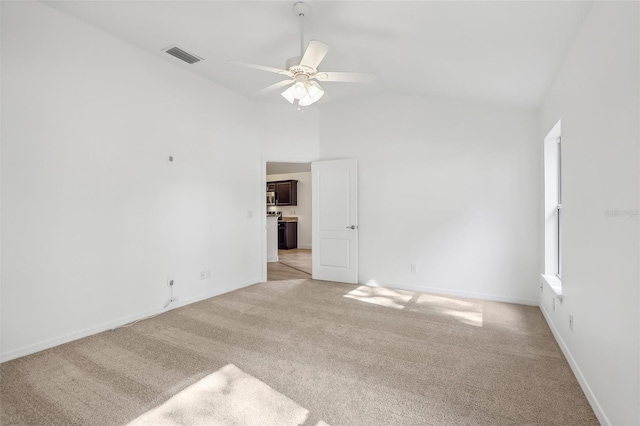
left=228, top=60, right=291, bottom=76
left=313, top=72, right=376, bottom=83
left=300, top=40, right=330, bottom=70
left=253, top=79, right=295, bottom=96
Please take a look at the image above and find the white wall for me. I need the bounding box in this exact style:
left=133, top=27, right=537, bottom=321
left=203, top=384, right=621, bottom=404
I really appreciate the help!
left=4, top=4, right=637, bottom=423
left=319, top=94, right=540, bottom=305
left=0, top=1, right=319, bottom=361
left=267, top=172, right=312, bottom=249
left=539, top=2, right=639, bottom=425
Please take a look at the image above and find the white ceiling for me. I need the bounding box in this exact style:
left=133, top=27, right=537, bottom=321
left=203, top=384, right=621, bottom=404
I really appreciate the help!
left=44, top=1, right=592, bottom=108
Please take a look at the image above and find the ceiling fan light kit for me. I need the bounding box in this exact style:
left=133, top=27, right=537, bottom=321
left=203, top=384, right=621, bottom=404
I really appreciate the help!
left=229, top=1, right=376, bottom=110
left=281, top=77, right=325, bottom=106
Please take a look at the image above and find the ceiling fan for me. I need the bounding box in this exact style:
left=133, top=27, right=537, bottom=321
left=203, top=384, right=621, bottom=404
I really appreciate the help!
left=229, top=1, right=376, bottom=108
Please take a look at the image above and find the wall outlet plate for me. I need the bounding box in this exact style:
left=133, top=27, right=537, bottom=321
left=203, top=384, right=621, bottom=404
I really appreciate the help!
left=569, top=314, right=574, bottom=331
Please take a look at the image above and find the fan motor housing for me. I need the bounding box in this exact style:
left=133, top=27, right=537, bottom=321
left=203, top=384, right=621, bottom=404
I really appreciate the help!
left=286, top=56, right=302, bottom=71
left=286, top=56, right=316, bottom=77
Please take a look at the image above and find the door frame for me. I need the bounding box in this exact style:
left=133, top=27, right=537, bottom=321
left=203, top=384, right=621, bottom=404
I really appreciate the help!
left=260, top=156, right=316, bottom=282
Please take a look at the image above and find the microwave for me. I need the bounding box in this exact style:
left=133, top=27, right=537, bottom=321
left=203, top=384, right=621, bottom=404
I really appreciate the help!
left=266, top=191, right=276, bottom=206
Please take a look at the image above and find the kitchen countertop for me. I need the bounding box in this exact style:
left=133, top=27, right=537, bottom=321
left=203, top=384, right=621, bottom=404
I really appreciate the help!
left=279, top=217, right=298, bottom=222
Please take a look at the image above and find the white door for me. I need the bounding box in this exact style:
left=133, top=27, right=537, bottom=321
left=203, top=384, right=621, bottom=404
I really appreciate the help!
left=312, top=159, right=358, bottom=283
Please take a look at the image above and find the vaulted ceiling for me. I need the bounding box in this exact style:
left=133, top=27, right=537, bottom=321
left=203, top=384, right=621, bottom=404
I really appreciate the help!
left=44, top=1, right=592, bottom=108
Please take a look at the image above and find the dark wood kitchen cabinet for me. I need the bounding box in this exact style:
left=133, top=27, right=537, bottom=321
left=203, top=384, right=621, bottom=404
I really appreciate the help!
left=267, top=180, right=298, bottom=206
left=278, top=221, right=298, bottom=250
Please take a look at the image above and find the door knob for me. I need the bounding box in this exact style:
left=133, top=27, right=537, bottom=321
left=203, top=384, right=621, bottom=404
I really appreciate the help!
left=346, top=225, right=357, bottom=230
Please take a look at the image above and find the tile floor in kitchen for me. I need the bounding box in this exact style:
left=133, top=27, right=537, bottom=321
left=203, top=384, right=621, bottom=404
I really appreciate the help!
left=267, top=249, right=311, bottom=281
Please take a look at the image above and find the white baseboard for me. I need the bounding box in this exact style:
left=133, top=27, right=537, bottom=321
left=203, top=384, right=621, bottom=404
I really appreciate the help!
left=297, top=244, right=312, bottom=250
left=539, top=304, right=610, bottom=425
left=363, top=281, right=539, bottom=306
left=0, top=278, right=258, bottom=363
left=168, top=278, right=258, bottom=311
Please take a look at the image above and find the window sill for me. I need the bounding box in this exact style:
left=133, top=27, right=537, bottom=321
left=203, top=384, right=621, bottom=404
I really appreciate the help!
left=541, top=274, right=563, bottom=299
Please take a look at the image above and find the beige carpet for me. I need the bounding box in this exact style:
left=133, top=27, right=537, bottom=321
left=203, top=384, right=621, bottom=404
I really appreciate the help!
left=128, top=364, right=328, bottom=426
left=0, top=279, right=597, bottom=425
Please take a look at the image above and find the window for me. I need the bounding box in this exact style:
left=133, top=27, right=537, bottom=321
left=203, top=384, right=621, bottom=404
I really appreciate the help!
left=542, top=120, right=562, bottom=294
left=556, top=136, right=562, bottom=278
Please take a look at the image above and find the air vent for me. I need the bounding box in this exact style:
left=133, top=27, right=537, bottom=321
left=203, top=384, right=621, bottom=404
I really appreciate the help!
left=163, top=46, right=203, bottom=64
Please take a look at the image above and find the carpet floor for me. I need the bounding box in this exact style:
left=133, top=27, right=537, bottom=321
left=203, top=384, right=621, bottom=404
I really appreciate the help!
left=0, top=279, right=597, bottom=425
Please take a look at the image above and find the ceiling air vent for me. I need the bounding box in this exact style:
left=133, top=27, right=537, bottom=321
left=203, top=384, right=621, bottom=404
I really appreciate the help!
left=163, top=46, right=203, bottom=64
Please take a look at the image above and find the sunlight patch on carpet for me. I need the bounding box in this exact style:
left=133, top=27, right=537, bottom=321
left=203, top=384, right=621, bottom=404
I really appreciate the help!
left=412, top=294, right=483, bottom=326
left=343, top=285, right=412, bottom=309
left=128, top=364, right=328, bottom=426
left=344, top=285, right=483, bottom=326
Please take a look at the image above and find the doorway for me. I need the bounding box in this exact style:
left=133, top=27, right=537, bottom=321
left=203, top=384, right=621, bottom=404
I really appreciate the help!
left=265, top=161, right=312, bottom=281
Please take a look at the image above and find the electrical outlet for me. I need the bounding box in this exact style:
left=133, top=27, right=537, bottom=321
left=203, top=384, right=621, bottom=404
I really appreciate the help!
left=410, top=264, right=416, bottom=273
left=200, top=271, right=206, bottom=280
left=569, top=315, right=574, bottom=331
left=205, top=270, right=211, bottom=279
left=167, top=278, right=174, bottom=288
